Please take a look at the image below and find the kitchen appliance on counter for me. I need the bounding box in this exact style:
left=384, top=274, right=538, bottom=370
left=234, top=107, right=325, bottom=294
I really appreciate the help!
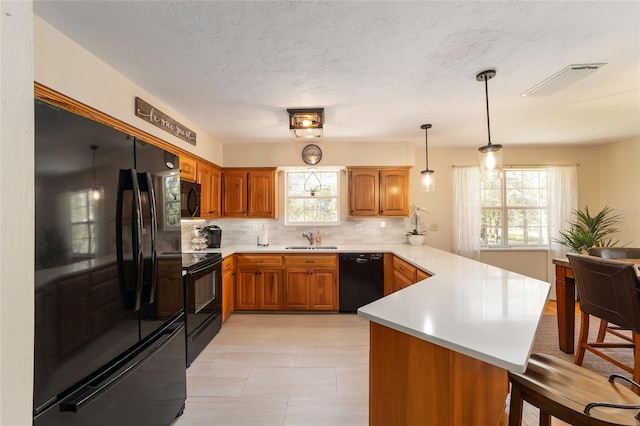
left=34, top=100, right=186, bottom=425
left=182, top=252, right=223, bottom=366
left=339, top=253, right=384, bottom=312
left=203, top=225, right=222, bottom=248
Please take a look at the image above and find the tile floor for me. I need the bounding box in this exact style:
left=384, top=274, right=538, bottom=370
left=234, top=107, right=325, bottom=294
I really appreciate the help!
left=173, top=312, right=569, bottom=426
left=173, top=313, right=369, bottom=425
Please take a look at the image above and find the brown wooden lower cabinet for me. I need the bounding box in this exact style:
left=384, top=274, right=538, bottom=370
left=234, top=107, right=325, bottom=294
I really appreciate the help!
left=388, top=255, right=431, bottom=295
left=231, top=253, right=431, bottom=311
left=369, top=322, right=508, bottom=425
left=283, top=267, right=337, bottom=311
left=283, top=255, right=338, bottom=311
left=235, top=267, right=283, bottom=310
left=233, top=254, right=338, bottom=312
left=221, top=255, right=235, bottom=321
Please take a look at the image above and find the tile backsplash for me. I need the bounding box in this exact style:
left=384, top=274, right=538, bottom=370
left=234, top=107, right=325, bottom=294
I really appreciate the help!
left=181, top=216, right=415, bottom=251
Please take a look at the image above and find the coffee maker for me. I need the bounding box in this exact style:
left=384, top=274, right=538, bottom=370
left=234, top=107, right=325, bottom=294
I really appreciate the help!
left=203, top=225, right=222, bottom=248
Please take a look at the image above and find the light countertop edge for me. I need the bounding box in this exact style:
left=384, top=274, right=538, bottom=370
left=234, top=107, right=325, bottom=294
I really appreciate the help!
left=188, top=243, right=551, bottom=373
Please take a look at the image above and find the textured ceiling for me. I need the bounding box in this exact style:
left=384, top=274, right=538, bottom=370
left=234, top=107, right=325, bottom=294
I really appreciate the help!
left=34, top=1, right=640, bottom=148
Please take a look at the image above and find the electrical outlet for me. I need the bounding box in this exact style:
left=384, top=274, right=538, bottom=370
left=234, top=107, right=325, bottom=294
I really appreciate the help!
left=430, top=224, right=438, bottom=232
left=252, top=224, right=260, bottom=233
left=380, top=221, right=386, bottom=228
left=354, top=224, right=363, bottom=232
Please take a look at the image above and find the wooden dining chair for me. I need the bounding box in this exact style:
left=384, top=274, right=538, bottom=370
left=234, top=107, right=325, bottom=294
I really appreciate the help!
left=587, top=247, right=640, bottom=343
left=567, top=253, right=640, bottom=392
left=509, top=353, right=640, bottom=425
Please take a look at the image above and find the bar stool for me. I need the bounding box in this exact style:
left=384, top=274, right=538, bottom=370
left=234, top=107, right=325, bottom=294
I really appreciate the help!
left=509, top=353, right=640, bottom=426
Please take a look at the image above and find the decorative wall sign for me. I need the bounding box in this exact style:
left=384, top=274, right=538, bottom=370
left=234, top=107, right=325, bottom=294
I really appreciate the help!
left=135, top=97, right=196, bottom=145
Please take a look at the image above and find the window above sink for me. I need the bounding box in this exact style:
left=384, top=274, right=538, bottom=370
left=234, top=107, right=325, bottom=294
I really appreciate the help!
left=282, top=167, right=343, bottom=227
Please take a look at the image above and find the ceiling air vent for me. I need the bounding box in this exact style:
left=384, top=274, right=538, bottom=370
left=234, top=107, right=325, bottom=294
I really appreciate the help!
left=520, top=63, right=607, bottom=97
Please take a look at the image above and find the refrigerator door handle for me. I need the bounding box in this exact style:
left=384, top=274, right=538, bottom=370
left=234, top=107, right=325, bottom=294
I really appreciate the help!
left=116, top=169, right=144, bottom=311
left=138, top=171, right=158, bottom=304
left=59, top=322, right=184, bottom=413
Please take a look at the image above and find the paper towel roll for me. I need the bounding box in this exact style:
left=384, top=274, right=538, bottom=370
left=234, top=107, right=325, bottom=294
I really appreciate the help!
left=258, top=225, right=269, bottom=246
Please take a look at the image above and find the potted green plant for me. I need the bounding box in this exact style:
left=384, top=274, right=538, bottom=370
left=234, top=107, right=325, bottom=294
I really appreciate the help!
left=554, top=205, right=622, bottom=254
left=406, top=204, right=429, bottom=246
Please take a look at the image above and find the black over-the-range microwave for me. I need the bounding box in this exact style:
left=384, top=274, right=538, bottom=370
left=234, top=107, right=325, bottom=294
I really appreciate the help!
left=181, top=180, right=201, bottom=218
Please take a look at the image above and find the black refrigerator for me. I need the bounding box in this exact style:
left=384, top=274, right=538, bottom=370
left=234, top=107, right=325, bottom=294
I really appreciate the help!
left=33, top=100, right=186, bottom=425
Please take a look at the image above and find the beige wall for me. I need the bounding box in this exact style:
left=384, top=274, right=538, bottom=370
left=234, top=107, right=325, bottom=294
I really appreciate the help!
left=599, top=137, right=640, bottom=245
left=223, top=140, right=415, bottom=167
left=1, top=2, right=35, bottom=424
left=34, top=17, right=224, bottom=165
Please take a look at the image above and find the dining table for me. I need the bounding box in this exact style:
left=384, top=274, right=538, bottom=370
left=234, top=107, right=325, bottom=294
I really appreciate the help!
left=552, top=257, right=640, bottom=354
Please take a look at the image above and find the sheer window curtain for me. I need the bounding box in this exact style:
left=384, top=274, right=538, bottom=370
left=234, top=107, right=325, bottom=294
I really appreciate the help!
left=547, top=165, right=578, bottom=299
left=453, top=166, right=481, bottom=260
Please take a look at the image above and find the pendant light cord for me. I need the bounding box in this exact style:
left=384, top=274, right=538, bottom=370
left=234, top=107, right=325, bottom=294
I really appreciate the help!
left=484, top=77, right=492, bottom=146
left=425, top=129, right=429, bottom=170
left=420, top=123, right=432, bottom=172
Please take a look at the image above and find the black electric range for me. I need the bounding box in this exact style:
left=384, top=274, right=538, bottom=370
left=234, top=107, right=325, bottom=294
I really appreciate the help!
left=180, top=252, right=223, bottom=366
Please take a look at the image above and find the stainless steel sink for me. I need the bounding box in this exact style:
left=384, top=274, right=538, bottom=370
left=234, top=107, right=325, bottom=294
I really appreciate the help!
left=285, top=246, right=338, bottom=250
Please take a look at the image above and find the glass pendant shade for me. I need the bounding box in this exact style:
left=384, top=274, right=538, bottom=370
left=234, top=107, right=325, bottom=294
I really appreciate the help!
left=421, top=170, right=435, bottom=192
left=479, top=142, right=503, bottom=174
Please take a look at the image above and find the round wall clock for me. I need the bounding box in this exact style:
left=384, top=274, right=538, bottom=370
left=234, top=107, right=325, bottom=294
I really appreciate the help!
left=301, top=144, right=322, bottom=165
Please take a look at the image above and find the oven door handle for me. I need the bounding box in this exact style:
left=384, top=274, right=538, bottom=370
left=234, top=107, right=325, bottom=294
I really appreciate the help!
left=187, top=260, right=222, bottom=276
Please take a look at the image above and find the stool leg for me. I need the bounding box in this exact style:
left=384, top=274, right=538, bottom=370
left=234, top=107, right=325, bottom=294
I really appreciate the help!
left=633, top=332, right=640, bottom=395
left=508, top=384, right=524, bottom=426
left=575, top=312, right=590, bottom=366
left=597, top=319, right=608, bottom=342
left=539, top=410, right=551, bottom=426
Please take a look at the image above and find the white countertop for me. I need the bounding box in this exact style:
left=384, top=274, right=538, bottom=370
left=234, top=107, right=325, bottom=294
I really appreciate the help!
left=187, top=243, right=550, bottom=373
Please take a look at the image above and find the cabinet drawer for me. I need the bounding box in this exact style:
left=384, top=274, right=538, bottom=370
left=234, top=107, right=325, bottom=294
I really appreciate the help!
left=222, top=255, right=236, bottom=274
left=283, top=255, right=337, bottom=267
left=393, top=256, right=417, bottom=282
left=236, top=254, right=283, bottom=267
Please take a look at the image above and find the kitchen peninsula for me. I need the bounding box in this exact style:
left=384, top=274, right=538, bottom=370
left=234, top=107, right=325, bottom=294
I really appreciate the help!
left=190, top=244, right=550, bottom=425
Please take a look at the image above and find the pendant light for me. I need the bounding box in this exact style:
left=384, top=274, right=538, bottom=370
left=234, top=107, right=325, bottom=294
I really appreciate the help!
left=90, top=145, right=102, bottom=200
left=420, top=124, right=435, bottom=192
left=477, top=70, right=503, bottom=173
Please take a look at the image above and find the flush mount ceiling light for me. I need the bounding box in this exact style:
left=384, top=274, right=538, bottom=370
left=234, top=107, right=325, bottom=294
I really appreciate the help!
left=287, top=108, right=324, bottom=139
left=477, top=70, right=503, bottom=174
left=520, top=63, right=607, bottom=97
left=420, top=124, right=435, bottom=192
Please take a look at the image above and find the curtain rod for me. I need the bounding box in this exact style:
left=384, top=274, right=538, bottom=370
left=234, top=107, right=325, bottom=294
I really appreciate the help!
left=451, top=163, right=580, bottom=168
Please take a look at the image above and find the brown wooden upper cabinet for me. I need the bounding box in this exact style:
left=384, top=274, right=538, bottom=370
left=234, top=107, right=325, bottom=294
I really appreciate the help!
left=222, top=168, right=277, bottom=218
left=197, top=161, right=222, bottom=219
left=348, top=167, right=410, bottom=217
left=180, top=154, right=198, bottom=182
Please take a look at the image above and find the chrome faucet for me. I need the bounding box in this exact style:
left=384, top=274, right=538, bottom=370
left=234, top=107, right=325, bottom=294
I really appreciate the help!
left=302, top=231, right=314, bottom=245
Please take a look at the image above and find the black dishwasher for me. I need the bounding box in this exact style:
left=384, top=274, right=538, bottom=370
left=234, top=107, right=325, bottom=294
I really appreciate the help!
left=339, top=253, right=384, bottom=312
